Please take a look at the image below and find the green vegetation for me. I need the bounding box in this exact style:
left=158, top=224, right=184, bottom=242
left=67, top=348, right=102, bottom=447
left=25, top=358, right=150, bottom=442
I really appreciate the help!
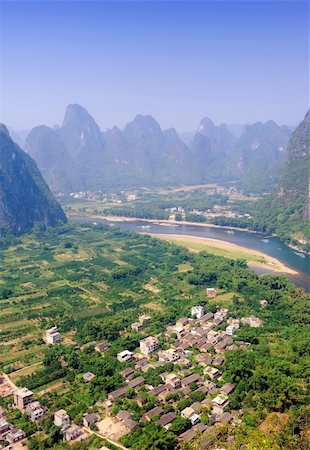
left=0, top=222, right=309, bottom=448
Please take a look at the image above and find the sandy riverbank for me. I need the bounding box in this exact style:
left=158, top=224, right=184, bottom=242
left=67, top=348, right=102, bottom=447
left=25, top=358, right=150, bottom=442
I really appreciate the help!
left=151, top=233, right=298, bottom=275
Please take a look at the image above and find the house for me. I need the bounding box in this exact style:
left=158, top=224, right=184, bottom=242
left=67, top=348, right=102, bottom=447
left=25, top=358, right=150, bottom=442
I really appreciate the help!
left=108, top=387, right=126, bottom=401
left=200, top=312, right=214, bottom=322
left=181, top=373, right=202, bottom=387
left=26, top=401, right=45, bottom=421
left=226, top=325, right=237, bottom=336
left=121, top=367, right=134, bottom=380
left=140, top=336, right=159, bottom=355
left=158, top=348, right=179, bottom=363
left=176, top=317, right=189, bottom=327
left=191, top=306, right=204, bottom=319
left=123, top=418, right=138, bottom=431
left=131, top=322, right=143, bottom=332
left=191, top=402, right=203, bottom=414
left=220, top=383, right=235, bottom=396
left=117, top=410, right=131, bottom=422
left=204, top=366, right=221, bottom=380
left=158, top=389, right=174, bottom=402
left=63, top=424, right=83, bottom=441
left=95, top=342, right=110, bottom=353
left=180, top=386, right=192, bottom=397
left=201, top=398, right=212, bottom=408
left=216, top=412, right=233, bottom=424
left=83, top=413, right=99, bottom=427
left=83, top=372, right=95, bottom=383
left=156, top=412, right=176, bottom=429
left=135, top=358, right=149, bottom=371
left=179, top=424, right=208, bottom=443
left=13, top=388, right=34, bottom=411
left=144, top=406, right=164, bottom=421
left=164, top=373, right=181, bottom=389
left=206, top=288, right=217, bottom=298
left=54, top=409, right=70, bottom=428
left=45, top=326, right=61, bottom=344
left=212, top=393, right=230, bottom=411
left=178, top=358, right=192, bottom=368
left=241, top=316, right=263, bottom=328
left=214, top=340, right=228, bottom=353
left=213, top=356, right=225, bottom=366
left=227, top=318, right=240, bottom=328
left=6, top=427, right=26, bottom=444
left=117, top=350, right=134, bottom=363
left=196, top=337, right=207, bottom=348
left=127, top=376, right=145, bottom=391
left=195, top=354, right=212, bottom=365
left=181, top=407, right=200, bottom=425
left=139, top=315, right=151, bottom=325
left=136, top=395, right=147, bottom=407
left=199, top=343, right=212, bottom=353
left=0, top=419, right=10, bottom=434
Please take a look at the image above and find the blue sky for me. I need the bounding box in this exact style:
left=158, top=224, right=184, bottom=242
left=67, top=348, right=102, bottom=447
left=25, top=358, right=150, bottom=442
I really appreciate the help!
left=0, top=1, right=308, bottom=131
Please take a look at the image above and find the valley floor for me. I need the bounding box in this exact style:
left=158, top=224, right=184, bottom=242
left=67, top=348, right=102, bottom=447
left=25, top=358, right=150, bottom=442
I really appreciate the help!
left=151, top=233, right=298, bottom=275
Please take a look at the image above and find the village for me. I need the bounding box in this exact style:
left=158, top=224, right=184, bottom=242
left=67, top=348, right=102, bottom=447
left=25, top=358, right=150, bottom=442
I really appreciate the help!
left=0, top=288, right=265, bottom=449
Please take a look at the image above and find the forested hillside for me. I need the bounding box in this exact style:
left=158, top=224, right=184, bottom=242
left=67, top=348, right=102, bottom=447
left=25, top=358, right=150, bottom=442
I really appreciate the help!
left=249, top=110, right=310, bottom=251
left=0, top=124, right=67, bottom=235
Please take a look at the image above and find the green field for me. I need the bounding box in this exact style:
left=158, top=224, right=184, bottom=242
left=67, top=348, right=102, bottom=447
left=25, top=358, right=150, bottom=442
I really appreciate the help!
left=0, top=223, right=309, bottom=449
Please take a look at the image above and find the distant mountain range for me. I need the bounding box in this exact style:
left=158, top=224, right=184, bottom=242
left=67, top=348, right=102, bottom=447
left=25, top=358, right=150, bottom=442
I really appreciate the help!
left=19, top=104, right=292, bottom=193
left=0, top=124, right=67, bottom=235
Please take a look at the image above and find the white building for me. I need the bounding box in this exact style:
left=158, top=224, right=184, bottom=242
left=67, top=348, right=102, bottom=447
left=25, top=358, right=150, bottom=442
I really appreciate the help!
left=45, top=326, right=61, bottom=344
left=181, top=407, right=200, bottom=425
left=191, top=306, right=204, bottom=319
left=54, top=409, right=70, bottom=428
left=226, top=325, right=236, bottom=336
left=140, top=336, right=159, bottom=355
left=63, top=424, right=83, bottom=441
left=25, top=401, right=45, bottom=421
left=117, top=350, right=134, bottom=363
left=158, top=348, right=179, bottom=363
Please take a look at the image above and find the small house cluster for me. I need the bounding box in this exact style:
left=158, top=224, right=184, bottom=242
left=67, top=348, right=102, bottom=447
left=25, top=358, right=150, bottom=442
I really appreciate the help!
left=104, top=305, right=258, bottom=445
left=54, top=409, right=84, bottom=441
left=13, top=388, right=46, bottom=422
left=0, top=416, right=26, bottom=445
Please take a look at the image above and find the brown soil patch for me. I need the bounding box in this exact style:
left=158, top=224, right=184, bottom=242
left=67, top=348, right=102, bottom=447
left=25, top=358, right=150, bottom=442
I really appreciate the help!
left=143, top=283, right=161, bottom=293
left=259, top=412, right=289, bottom=434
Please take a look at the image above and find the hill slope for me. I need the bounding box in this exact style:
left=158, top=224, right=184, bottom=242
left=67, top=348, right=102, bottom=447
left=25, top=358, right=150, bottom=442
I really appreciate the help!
left=0, top=124, right=67, bottom=235
left=251, top=110, right=310, bottom=251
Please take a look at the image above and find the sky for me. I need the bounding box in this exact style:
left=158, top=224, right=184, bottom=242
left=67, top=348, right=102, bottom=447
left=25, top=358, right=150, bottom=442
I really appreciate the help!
left=0, top=0, right=309, bottom=132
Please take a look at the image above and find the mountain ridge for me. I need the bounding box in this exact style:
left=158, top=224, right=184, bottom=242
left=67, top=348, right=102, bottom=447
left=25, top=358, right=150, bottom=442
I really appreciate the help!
left=23, top=104, right=293, bottom=193
left=0, top=125, right=67, bottom=235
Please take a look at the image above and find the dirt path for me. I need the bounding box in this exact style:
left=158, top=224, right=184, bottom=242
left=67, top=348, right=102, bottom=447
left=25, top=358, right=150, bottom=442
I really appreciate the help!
left=83, top=426, right=126, bottom=450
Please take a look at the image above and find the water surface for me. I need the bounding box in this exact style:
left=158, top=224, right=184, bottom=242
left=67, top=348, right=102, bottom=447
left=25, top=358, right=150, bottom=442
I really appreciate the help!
left=71, top=216, right=310, bottom=292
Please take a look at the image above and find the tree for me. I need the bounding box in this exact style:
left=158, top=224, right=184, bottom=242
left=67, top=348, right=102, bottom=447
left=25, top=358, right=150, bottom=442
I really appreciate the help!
left=169, top=415, right=192, bottom=435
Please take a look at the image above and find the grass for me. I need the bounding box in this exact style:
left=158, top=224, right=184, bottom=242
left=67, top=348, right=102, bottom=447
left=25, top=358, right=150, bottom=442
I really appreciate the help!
left=10, top=362, right=44, bottom=383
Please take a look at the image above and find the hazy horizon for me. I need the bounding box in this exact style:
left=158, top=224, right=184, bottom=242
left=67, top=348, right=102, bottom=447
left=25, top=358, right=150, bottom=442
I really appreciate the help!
left=0, top=0, right=308, bottom=130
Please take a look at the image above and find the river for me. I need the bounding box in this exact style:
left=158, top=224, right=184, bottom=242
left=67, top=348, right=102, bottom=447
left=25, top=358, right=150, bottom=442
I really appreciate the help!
left=70, top=216, right=310, bottom=292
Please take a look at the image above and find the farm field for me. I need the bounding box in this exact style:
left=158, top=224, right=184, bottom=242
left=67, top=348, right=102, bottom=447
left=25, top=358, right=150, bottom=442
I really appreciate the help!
left=0, top=223, right=309, bottom=449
